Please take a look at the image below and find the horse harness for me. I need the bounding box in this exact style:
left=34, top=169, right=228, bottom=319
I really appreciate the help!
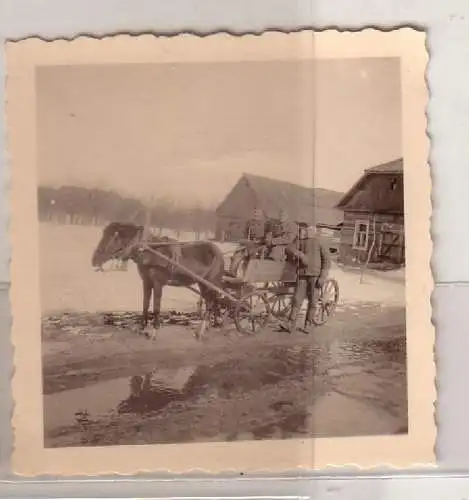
left=116, top=231, right=218, bottom=281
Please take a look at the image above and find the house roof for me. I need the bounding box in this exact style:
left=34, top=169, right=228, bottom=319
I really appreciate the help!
left=337, top=158, right=404, bottom=212
left=365, top=158, right=404, bottom=174
left=221, top=172, right=344, bottom=227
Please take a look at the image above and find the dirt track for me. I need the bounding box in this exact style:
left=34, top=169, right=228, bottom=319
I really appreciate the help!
left=42, top=301, right=407, bottom=448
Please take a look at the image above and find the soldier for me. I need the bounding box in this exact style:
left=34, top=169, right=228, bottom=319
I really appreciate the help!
left=280, top=224, right=331, bottom=333
left=266, top=210, right=300, bottom=262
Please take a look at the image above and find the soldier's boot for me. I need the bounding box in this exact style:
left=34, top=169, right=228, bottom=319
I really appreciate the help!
left=301, top=305, right=316, bottom=334
left=279, top=305, right=300, bottom=333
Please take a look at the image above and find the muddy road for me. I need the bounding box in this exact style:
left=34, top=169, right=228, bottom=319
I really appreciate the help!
left=42, top=301, right=407, bottom=448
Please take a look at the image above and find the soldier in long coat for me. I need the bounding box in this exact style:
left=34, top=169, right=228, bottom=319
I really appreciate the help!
left=280, top=224, right=332, bottom=333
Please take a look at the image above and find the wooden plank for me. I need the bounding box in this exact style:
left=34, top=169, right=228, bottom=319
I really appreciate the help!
left=243, top=259, right=283, bottom=283
left=280, top=264, right=298, bottom=283
left=243, top=259, right=297, bottom=284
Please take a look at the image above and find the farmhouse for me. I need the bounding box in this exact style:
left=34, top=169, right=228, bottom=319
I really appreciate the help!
left=215, top=173, right=343, bottom=242
left=336, top=158, right=405, bottom=267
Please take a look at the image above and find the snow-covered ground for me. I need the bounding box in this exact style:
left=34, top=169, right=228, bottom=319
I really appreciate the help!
left=39, top=222, right=405, bottom=314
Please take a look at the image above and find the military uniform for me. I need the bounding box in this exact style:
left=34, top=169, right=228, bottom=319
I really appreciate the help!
left=281, top=227, right=331, bottom=333
left=268, top=219, right=299, bottom=262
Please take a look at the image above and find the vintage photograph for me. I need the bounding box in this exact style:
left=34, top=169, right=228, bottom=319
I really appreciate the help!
left=7, top=30, right=434, bottom=475
left=38, top=56, right=408, bottom=447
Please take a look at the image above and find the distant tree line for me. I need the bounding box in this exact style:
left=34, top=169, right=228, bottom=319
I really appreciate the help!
left=38, top=185, right=217, bottom=235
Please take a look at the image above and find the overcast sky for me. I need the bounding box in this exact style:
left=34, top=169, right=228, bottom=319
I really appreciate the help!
left=37, top=57, right=402, bottom=207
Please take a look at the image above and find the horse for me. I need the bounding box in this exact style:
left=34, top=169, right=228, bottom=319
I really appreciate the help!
left=91, top=222, right=225, bottom=340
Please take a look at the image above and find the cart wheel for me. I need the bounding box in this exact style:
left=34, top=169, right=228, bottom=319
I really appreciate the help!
left=197, top=297, right=230, bottom=328
left=312, top=278, right=340, bottom=326
left=234, top=290, right=271, bottom=335
left=268, top=293, right=292, bottom=319
left=263, top=281, right=291, bottom=297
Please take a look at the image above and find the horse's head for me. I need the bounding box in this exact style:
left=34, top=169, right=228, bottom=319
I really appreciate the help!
left=91, top=222, right=143, bottom=269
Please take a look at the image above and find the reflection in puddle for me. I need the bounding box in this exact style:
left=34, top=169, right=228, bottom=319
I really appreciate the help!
left=44, top=336, right=406, bottom=438
left=118, top=367, right=197, bottom=414
left=44, top=367, right=197, bottom=431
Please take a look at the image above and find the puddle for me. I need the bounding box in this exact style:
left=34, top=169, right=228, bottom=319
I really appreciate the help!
left=44, top=346, right=320, bottom=431
left=321, top=335, right=408, bottom=434
left=311, top=391, right=405, bottom=437
left=44, top=377, right=130, bottom=430
left=44, top=367, right=197, bottom=431
left=329, top=336, right=406, bottom=368
left=44, top=337, right=406, bottom=438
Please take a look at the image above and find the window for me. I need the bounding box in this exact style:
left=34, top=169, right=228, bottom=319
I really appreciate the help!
left=353, top=220, right=370, bottom=250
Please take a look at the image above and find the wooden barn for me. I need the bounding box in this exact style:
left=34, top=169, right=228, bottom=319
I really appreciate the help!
left=215, top=173, right=343, bottom=242
left=336, top=158, right=405, bottom=267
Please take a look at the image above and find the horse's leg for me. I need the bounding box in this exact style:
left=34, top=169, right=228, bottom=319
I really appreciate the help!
left=210, top=290, right=222, bottom=326
left=150, top=280, right=163, bottom=339
left=142, top=278, right=152, bottom=329
left=196, top=283, right=205, bottom=316
left=196, top=286, right=208, bottom=341
left=196, top=287, right=219, bottom=340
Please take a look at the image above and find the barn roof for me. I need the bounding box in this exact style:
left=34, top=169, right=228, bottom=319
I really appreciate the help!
left=365, top=158, right=404, bottom=174
left=337, top=158, right=404, bottom=212
left=218, top=172, right=344, bottom=227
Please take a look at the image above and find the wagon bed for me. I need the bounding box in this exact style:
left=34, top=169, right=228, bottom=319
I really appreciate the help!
left=223, top=258, right=296, bottom=286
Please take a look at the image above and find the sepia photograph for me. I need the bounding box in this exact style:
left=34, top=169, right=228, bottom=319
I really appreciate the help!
left=7, top=30, right=434, bottom=475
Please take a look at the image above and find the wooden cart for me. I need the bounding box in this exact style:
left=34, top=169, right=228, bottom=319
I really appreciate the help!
left=138, top=242, right=339, bottom=336
left=225, top=257, right=339, bottom=333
